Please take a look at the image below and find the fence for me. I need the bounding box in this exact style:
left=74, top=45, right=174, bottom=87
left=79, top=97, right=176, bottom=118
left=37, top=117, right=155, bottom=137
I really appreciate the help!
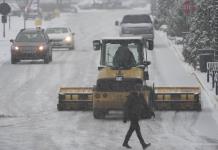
left=207, top=62, right=218, bottom=95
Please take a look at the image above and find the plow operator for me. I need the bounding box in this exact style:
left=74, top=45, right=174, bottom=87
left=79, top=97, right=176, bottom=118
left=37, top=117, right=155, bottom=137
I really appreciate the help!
left=113, top=42, right=136, bottom=68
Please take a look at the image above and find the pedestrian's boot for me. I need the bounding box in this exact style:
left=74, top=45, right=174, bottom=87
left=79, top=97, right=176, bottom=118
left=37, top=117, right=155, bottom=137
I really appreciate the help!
left=122, top=143, right=132, bottom=149
left=142, top=143, right=151, bottom=150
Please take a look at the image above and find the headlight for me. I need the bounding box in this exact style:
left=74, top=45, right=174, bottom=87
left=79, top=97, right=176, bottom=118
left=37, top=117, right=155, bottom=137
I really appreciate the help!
left=64, top=36, right=72, bottom=42
left=38, top=46, right=44, bottom=51
left=15, top=46, right=19, bottom=51
left=12, top=46, right=19, bottom=51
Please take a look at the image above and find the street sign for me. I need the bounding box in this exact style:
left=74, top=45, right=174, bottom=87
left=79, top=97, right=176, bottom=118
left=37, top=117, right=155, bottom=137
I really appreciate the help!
left=0, top=2, right=11, bottom=15
left=183, top=0, right=196, bottom=16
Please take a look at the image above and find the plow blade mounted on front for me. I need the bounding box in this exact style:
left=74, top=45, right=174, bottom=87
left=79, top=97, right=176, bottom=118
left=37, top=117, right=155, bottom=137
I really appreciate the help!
left=57, top=87, right=93, bottom=111
left=153, top=87, right=201, bottom=111
left=57, top=86, right=202, bottom=111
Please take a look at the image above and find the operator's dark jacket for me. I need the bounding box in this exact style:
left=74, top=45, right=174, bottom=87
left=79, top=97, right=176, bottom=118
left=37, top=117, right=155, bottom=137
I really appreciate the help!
left=113, top=46, right=136, bottom=68
left=123, top=92, right=154, bottom=122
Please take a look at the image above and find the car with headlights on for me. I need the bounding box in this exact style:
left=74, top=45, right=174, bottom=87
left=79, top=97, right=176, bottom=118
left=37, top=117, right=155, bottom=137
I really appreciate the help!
left=10, top=28, right=52, bottom=64
left=46, top=27, right=75, bottom=50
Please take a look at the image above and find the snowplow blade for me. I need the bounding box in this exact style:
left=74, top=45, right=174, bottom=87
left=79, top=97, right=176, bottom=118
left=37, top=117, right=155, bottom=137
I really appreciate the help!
left=153, top=87, right=201, bottom=111
left=57, top=87, right=93, bottom=111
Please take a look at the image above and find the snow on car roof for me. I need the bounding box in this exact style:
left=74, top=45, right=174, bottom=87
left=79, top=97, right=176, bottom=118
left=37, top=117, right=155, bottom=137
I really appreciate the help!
left=125, top=13, right=150, bottom=16
left=21, top=28, right=44, bottom=33
left=46, top=27, right=68, bottom=29
left=101, top=36, right=143, bottom=40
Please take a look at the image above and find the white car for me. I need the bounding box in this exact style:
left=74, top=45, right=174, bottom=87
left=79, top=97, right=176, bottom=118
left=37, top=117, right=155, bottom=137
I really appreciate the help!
left=46, top=27, right=75, bottom=50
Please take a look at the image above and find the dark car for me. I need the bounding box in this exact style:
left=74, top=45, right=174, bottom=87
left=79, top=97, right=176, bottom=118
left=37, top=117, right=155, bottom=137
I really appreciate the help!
left=10, top=28, right=52, bottom=64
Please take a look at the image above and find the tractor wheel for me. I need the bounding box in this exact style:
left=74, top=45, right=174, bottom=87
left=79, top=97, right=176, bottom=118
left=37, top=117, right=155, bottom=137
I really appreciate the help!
left=11, top=57, right=19, bottom=64
left=69, top=45, right=75, bottom=50
left=93, top=108, right=106, bottom=119
left=57, top=104, right=63, bottom=111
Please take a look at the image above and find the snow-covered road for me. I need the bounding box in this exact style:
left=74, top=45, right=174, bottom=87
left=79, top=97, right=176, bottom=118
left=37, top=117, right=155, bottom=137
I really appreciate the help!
left=0, top=8, right=218, bottom=150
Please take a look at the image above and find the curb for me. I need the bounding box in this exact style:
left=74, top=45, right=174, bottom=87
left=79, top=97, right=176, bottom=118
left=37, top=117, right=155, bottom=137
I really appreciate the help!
left=193, top=72, right=218, bottom=108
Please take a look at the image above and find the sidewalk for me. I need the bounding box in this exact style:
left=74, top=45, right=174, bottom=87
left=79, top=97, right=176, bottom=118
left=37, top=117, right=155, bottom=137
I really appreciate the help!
left=164, top=31, right=218, bottom=109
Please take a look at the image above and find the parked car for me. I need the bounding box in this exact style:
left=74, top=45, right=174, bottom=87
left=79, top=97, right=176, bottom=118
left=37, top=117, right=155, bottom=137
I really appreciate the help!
left=46, top=27, right=75, bottom=50
left=115, top=14, right=154, bottom=50
left=10, top=28, right=52, bottom=64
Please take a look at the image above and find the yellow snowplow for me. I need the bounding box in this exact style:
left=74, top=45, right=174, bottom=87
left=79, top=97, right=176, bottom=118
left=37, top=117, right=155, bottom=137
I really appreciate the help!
left=57, top=37, right=201, bottom=118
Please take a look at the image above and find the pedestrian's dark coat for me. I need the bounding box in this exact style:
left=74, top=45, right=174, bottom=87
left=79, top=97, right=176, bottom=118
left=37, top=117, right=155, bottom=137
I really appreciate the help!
left=138, top=93, right=155, bottom=119
left=123, top=92, right=155, bottom=122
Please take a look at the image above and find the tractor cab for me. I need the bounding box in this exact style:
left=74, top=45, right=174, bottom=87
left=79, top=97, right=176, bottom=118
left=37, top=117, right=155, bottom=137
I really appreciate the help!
left=93, top=37, right=150, bottom=69
left=93, top=37, right=151, bottom=81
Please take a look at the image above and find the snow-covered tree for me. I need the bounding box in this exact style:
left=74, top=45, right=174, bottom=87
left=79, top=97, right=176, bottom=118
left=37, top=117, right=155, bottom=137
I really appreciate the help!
left=157, top=0, right=188, bottom=36
left=183, top=0, right=215, bottom=66
left=157, top=0, right=174, bottom=25
left=157, top=0, right=215, bottom=66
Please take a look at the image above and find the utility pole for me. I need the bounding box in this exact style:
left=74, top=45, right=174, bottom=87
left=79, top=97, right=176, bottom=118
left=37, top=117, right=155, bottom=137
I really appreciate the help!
left=23, top=0, right=29, bottom=29
left=3, top=23, right=5, bottom=38
left=8, top=15, right=10, bottom=30
left=3, top=0, right=6, bottom=38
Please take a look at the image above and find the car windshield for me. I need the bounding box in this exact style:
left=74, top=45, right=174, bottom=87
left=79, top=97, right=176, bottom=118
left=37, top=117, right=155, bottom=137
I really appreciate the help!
left=15, top=32, right=45, bottom=42
left=46, top=28, right=68, bottom=34
left=102, top=41, right=142, bottom=68
left=122, top=15, right=152, bottom=24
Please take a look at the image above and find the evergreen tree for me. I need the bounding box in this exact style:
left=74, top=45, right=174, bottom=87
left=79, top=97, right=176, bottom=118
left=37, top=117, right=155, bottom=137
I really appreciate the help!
left=157, top=0, right=188, bottom=36
left=183, top=0, right=215, bottom=66
left=157, top=0, right=174, bottom=25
